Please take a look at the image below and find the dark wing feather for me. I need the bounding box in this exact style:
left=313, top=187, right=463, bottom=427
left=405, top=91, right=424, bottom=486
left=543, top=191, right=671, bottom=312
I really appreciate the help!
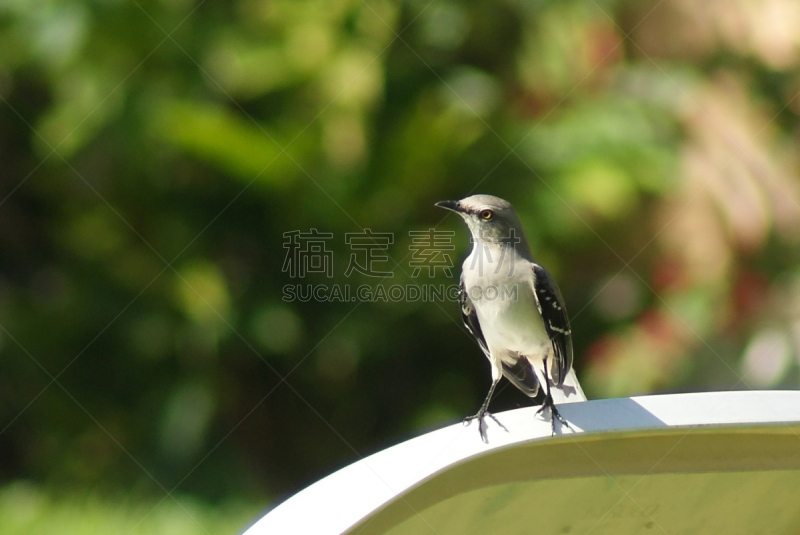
left=458, top=274, right=489, bottom=359
left=532, top=263, right=573, bottom=386
left=501, top=358, right=540, bottom=397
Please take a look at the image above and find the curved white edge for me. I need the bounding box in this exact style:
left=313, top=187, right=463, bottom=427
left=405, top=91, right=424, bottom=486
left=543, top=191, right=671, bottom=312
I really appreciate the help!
left=243, top=390, right=800, bottom=535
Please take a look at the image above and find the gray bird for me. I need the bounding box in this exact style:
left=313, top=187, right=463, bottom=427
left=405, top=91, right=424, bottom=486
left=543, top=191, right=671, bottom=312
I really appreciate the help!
left=436, top=194, right=585, bottom=441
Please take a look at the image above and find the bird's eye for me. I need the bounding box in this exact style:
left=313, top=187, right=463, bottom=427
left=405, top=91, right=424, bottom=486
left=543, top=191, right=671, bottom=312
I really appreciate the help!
left=479, top=209, right=493, bottom=220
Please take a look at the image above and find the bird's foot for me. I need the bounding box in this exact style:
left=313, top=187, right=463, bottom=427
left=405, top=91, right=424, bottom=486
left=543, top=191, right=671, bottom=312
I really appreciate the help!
left=464, top=410, right=507, bottom=443
left=535, top=395, right=572, bottom=435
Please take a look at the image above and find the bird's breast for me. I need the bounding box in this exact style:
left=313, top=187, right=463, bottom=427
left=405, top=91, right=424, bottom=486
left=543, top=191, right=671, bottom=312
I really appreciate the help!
left=464, top=273, right=549, bottom=355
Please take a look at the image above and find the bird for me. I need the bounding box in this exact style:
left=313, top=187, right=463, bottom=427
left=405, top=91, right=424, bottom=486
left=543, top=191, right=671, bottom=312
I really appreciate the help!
left=436, top=194, right=585, bottom=442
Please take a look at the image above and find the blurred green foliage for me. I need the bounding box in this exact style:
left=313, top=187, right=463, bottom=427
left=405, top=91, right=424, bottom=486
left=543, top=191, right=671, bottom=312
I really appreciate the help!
left=0, top=481, right=260, bottom=535
left=2, top=0, right=800, bottom=530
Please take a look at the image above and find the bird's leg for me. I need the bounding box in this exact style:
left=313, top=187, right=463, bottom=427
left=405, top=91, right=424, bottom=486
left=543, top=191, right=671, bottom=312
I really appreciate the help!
left=464, top=378, right=504, bottom=443
left=535, top=356, right=572, bottom=435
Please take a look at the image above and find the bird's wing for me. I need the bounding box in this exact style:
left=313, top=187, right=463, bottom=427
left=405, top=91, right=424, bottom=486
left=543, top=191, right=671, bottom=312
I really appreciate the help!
left=458, top=273, right=490, bottom=359
left=501, top=357, right=540, bottom=397
left=531, top=263, right=574, bottom=386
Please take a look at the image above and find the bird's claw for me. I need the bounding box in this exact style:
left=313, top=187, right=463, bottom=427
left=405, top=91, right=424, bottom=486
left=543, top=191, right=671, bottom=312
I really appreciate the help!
left=463, top=410, right=490, bottom=443
left=464, top=410, right=507, bottom=443
left=536, top=397, right=572, bottom=435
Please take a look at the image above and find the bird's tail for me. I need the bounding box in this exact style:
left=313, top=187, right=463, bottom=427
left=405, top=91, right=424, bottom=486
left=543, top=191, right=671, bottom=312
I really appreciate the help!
left=552, top=368, right=586, bottom=404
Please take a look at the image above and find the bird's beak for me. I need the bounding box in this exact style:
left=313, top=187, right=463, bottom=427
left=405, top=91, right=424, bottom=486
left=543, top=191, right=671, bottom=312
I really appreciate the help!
left=435, top=199, right=462, bottom=213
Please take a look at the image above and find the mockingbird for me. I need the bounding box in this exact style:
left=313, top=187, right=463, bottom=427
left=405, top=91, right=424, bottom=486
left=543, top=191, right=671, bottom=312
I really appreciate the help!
left=436, top=194, right=585, bottom=441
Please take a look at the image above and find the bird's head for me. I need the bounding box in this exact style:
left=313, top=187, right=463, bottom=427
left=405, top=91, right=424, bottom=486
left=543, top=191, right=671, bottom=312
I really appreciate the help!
left=435, top=194, right=530, bottom=253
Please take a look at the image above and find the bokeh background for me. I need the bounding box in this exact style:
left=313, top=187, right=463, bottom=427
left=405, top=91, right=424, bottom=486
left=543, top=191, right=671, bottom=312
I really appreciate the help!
left=3, top=0, right=800, bottom=532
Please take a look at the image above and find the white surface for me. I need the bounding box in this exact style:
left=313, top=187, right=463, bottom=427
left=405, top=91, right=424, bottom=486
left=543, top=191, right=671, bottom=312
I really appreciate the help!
left=244, top=391, right=800, bottom=535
